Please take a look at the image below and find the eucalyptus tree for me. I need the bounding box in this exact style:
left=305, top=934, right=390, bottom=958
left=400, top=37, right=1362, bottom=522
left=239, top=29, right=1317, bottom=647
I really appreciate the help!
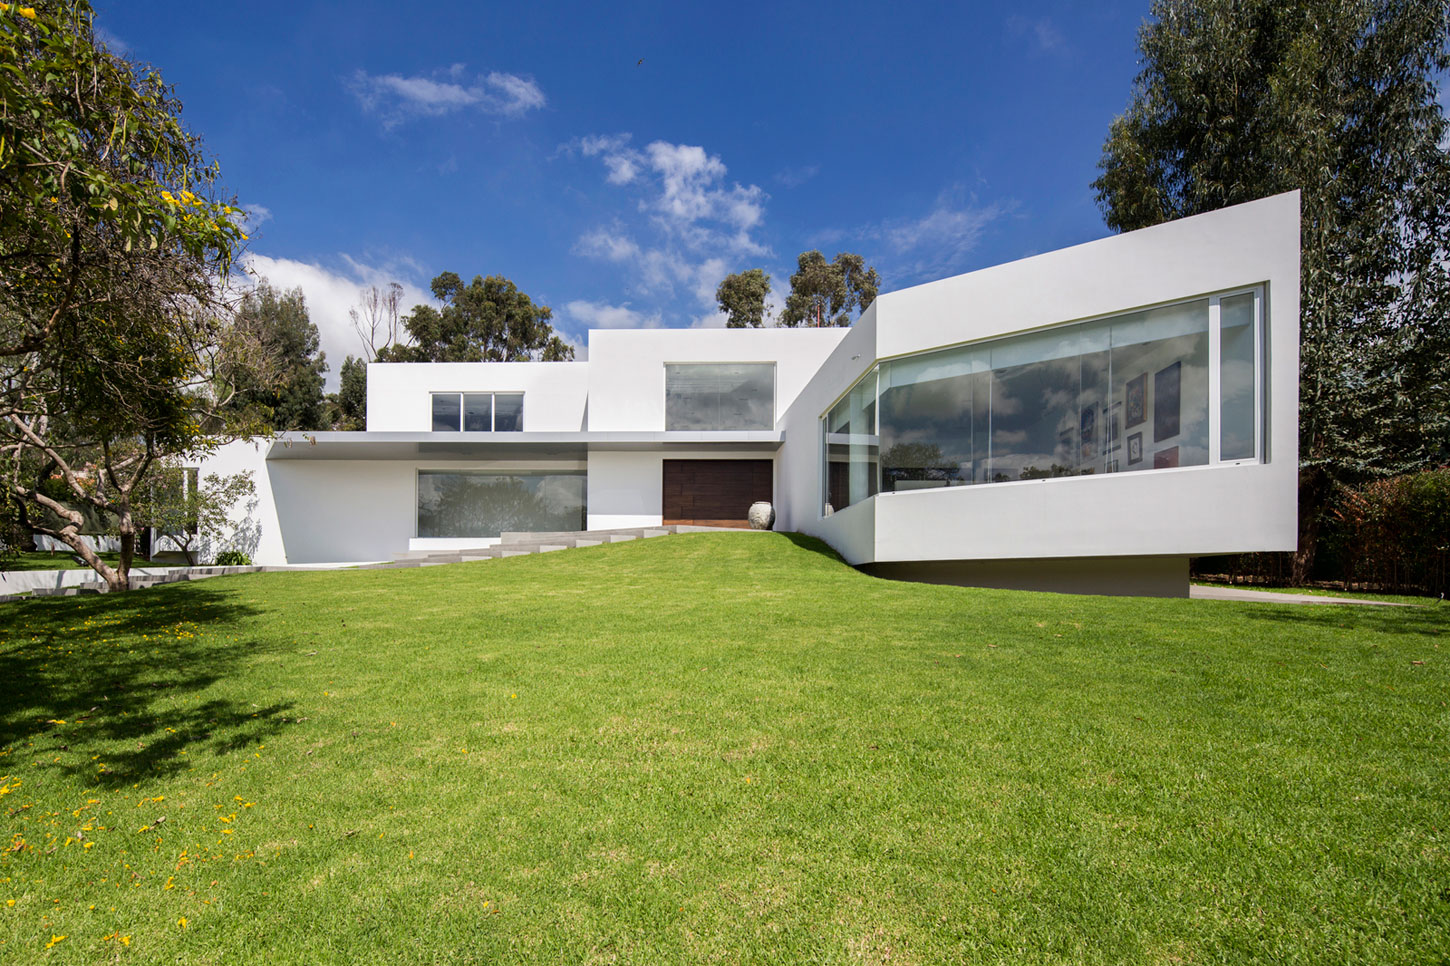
left=1093, top=0, right=1450, bottom=580
left=779, top=251, right=880, bottom=328
left=384, top=272, right=574, bottom=362
left=716, top=268, right=772, bottom=328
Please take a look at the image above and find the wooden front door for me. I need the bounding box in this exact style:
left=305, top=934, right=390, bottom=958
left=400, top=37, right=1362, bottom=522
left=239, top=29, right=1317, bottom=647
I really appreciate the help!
left=662, top=459, right=772, bottom=528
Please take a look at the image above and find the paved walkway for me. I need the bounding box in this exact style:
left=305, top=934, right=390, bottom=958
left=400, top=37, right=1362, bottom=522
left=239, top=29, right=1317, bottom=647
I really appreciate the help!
left=1190, top=585, right=1424, bottom=607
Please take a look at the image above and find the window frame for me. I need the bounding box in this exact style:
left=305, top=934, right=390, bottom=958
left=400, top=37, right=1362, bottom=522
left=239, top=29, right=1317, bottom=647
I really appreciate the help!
left=429, top=391, right=525, bottom=432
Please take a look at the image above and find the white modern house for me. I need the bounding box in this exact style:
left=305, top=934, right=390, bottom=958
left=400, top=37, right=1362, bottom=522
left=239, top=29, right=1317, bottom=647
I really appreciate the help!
left=202, top=191, right=1300, bottom=596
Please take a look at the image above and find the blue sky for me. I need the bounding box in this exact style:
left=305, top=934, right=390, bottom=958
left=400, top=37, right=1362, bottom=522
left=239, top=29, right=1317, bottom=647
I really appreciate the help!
left=94, top=0, right=1152, bottom=384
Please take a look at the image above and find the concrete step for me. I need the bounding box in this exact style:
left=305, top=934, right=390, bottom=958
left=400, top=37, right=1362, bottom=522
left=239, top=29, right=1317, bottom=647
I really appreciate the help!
left=382, top=524, right=758, bottom=570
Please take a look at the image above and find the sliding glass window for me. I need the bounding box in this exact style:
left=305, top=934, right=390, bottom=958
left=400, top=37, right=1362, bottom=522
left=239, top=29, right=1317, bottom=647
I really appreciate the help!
left=665, top=364, right=775, bottom=430
left=822, top=288, right=1262, bottom=514
left=417, top=471, right=586, bottom=538
left=430, top=392, right=524, bottom=432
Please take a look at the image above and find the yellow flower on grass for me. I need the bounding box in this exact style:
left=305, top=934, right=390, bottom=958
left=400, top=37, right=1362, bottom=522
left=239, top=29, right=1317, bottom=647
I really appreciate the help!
left=177, top=917, right=187, bottom=930
left=19, top=7, right=38, bottom=19
left=45, top=934, right=66, bottom=948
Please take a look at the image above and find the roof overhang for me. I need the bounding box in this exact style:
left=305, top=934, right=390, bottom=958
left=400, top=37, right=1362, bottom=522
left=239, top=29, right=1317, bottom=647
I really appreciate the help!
left=263, top=431, right=785, bottom=461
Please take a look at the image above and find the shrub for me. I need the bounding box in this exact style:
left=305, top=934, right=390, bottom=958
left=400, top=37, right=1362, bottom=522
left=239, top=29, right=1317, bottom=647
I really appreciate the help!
left=1335, top=468, right=1450, bottom=596
left=214, top=550, right=251, bottom=567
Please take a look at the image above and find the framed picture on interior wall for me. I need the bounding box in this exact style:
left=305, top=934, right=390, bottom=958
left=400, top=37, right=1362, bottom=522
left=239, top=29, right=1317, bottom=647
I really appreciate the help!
left=1153, top=446, right=1180, bottom=469
left=1108, top=402, right=1122, bottom=452
left=1106, top=459, right=1119, bottom=474
left=1154, top=361, right=1181, bottom=441
left=1080, top=406, right=1096, bottom=462
left=1127, top=431, right=1143, bottom=465
left=1126, top=373, right=1147, bottom=427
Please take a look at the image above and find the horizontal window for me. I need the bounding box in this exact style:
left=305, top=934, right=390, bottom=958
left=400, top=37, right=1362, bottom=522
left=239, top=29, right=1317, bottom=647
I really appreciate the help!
left=431, top=392, right=524, bottom=432
left=417, top=471, right=586, bottom=538
left=823, top=290, right=1262, bottom=514
left=665, top=364, right=774, bottom=431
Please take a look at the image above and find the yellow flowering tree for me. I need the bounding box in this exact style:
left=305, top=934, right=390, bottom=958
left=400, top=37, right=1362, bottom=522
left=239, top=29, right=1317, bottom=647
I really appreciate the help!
left=0, top=1, right=256, bottom=589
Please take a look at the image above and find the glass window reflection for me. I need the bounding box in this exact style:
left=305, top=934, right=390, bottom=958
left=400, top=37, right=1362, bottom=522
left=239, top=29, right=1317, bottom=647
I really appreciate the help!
left=666, top=364, right=775, bottom=430
left=823, top=292, right=1256, bottom=513
left=417, top=471, right=586, bottom=538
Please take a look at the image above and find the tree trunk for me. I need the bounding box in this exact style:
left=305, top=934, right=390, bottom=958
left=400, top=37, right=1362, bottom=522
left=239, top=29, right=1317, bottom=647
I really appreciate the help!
left=50, top=524, right=127, bottom=591
left=112, top=509, right=136, bottom=592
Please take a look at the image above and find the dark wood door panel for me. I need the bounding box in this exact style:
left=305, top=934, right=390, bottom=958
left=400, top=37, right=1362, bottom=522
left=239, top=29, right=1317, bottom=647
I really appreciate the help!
left=662, top=459, right=772, bottom=528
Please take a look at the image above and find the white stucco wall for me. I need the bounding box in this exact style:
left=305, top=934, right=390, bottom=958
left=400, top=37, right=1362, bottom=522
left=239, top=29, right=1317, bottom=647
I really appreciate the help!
left=197, top=440, right=593, bottom=564
left=779, top=191, right=1302, bottom=565
left=366, top=361, right=590, bottom=432
left=197, top=439, right=286, bottom=565
left=586, top=328, right=846, bottom=432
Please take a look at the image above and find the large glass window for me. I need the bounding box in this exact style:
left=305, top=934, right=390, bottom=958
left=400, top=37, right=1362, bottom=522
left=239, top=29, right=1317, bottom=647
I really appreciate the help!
left=431, top=392, right=524, bottom=432
left=823, top=290, right=1261, bottom=513
left=416, top=471, right=586, bottom=538
left=665, top=364, right=775, bottom=430
left=823, top=372, right=879, bottom=513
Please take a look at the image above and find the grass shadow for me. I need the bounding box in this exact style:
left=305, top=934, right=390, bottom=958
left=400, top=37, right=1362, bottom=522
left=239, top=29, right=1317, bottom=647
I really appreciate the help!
left=0, top=580, right=298, bottom=787
left=776, top=530, right=848, bottom=565
left=1240, top=599, right=1448, bottom=639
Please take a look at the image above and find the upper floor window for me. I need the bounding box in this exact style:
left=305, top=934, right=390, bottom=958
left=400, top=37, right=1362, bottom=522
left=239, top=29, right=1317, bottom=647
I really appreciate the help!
left=664, top=363, right=775, bottom=431
left=431, top=392, right=524, bottom=432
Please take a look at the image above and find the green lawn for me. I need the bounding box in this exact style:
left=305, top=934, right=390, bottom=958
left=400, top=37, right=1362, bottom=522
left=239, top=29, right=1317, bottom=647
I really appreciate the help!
left=1, top=533, right=1445, bottom=964
left=1, top=552, right=122, bottom=574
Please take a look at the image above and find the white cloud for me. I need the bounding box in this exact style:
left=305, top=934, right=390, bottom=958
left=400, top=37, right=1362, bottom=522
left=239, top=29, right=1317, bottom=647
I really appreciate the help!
left=563, top=299, right=662, bottom=330
left=350, top=65, right=545, bottom=128
left=690, top=310, right=728, bottom=329
left=881, top=200, right=1001, bottom=256
left=241, top=204, right=272, bottom=228
left=568, top=134, right=770, bottom=323
left=578, top=134, right=640, bottom=184
left=1007, top=15, right=1065, bottom=53
left=818, top=190, right=1008, bottom=285
left=572, top=133, right=768, bottom=254
left=93, top=25, right=129, bottom=54
left=774, top=164, right=820, bottom=188
left=240, top=254, right=432, bottom=390
left=576, top=227, right=642, bottom=263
